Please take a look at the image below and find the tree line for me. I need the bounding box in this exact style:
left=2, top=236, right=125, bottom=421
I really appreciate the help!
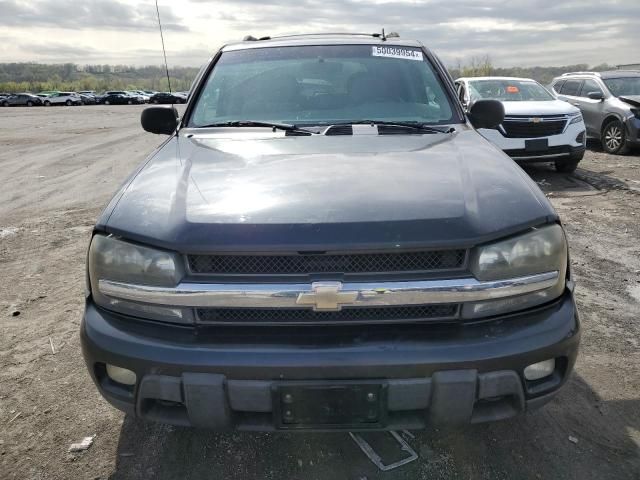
left=0, top=63, right=200, bottom=93
left=447, top=55, right=615, bottom=86
left=0, top=58, right=618, bottom=94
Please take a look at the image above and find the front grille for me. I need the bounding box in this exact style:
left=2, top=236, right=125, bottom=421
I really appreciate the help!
left=504, top=145, right=572, bottom=158
left=188, top=250, right=467, bottom=275
left=196, top=304, right=460, bottom=325
left=501, top=117, right=567, bottom=138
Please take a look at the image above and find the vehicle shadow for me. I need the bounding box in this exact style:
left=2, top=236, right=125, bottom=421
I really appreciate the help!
left=107, top=374, right=639, bottom=480
left=521, top=162, right=629, bottom=195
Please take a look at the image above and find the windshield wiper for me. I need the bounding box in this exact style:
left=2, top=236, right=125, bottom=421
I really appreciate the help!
left=337, top=120, right=455, bottom=134
left=197, top=120, right=317, bottom=135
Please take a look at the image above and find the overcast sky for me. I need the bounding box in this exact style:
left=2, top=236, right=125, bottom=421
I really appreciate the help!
left=0, top=0, right=638, bottom=68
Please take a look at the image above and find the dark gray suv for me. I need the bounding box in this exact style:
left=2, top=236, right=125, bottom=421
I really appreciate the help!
left=551, top=70, right=640, bottom=154
left=81, top=34, right=580, bottom=431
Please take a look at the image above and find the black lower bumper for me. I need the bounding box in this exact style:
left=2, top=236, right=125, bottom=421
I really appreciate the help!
left=505, top=144, right=586, bottom=162
left=626, top=117, right=640, bottom=147
left=81, top=292, right=580, bottom=431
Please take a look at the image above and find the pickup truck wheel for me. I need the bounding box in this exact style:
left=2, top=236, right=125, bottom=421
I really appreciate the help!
left=602, top=120, right=630, bottom=155
left=65, top=99, right=72, bottom=106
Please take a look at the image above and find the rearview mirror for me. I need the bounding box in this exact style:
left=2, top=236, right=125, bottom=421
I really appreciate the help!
left=141, top=106, right=179, bottom=135
left=468, top=99, right=505, bottom=129
left=587, top=91, right=605, bottom=101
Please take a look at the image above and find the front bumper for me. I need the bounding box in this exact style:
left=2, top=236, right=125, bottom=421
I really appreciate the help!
left=479, top=122, right=586, bottom=161
left=81, top=291, right=580, bottom=431
left=626, top=116, right=640, bottom=147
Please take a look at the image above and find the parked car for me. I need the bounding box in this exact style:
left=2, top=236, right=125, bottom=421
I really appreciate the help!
left=1, top=93, right=43, bottom=107
left=550, top=70, right=640, bottom=154
left=149, top=92, right=187, bottom=104
left=455, top=77, right=586, bottom=172
left=100, top=93, right=143, bottom=105
left=77, top=93, right=97, bottom=105
left=42, top=91, right=82, bottom=106
left=81, top=34, right=579, bottom=432
left=129, top=90, right=151, bottom=103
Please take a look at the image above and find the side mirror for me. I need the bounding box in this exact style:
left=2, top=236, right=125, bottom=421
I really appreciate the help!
left=141, top=106, right=179, bottom=135
left=468, top=99, right=505, bottom=129
left=587, top=91, right=605, bottom=101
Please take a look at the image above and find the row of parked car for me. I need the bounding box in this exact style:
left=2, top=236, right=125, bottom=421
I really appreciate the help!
left=0, top=90, right=189, bottom=107
left=454, top=69, right=640, bottom=171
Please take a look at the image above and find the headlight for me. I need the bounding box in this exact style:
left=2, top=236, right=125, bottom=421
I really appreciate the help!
left=568, top=113, right=583, bottom=125
left=88, top=234, right=193, bottom=323
left=463, top=224, right=568, bottom=319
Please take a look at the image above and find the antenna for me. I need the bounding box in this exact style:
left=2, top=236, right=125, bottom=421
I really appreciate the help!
left=155, top=0, right=172, bottom=93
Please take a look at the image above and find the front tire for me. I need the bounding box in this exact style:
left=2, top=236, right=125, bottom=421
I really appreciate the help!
left=66, top=100, right=72, bottom=106
left=44, top=101, right=51, bottom=107
left=555, top=151, right=584, bottom=173
left=2, top=101, right=8, bottom=107
left=602, top=120, right=630, bottom=155
left=27, top=101, right=33, bottom=107
left=104, top=100, right=110, bottom=105
left=127, top=100, right=132, bottom=105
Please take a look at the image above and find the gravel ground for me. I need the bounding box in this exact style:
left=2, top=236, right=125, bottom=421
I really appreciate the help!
left=0, top=106, right=638, bottom=480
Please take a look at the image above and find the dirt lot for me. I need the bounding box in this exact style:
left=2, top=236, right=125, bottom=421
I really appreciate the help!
left=0, top=106, right=639, bottom=480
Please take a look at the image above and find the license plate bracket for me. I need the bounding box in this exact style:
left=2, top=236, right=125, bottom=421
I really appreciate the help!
left=273, top=381, right=387, bottom=430
left=525, top=138, right=549, bottom=152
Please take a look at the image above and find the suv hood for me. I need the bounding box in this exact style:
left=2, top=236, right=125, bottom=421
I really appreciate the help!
left=101, top=128, right=556, bottom=252
left=500, top=100, right=579, bottom=116
left=619, top=95, right=640, bottom=108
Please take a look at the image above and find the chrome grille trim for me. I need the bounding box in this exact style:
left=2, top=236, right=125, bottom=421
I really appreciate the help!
left=98, top=271, right=559, bottom=309
left=500, top=115, right=570, bottom=138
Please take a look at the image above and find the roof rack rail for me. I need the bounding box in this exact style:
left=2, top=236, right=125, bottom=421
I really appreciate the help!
left=241, top=32, right=397, bottom=42
left=561, top=71, right=600, bottom=77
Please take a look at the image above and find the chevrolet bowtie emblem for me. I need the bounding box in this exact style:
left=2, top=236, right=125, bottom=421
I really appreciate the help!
left=296, top=282, right=358, bottom=311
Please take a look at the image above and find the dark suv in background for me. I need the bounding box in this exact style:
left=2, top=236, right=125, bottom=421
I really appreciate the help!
left=1, top=93, right=43, bottom=107
left=81, top=34, right=580, bottom=432
left=551, top=71, right=640, bottom=154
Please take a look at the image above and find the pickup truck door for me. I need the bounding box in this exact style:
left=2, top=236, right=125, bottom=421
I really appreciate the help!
left=577, top=79, right=607, bottom=135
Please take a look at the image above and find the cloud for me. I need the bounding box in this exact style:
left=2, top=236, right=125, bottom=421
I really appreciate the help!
left=199, top=0, right=639, bottom=67
left=0, top=0, right=187, bottom=31
left=0, top=0, right=638, bottom=66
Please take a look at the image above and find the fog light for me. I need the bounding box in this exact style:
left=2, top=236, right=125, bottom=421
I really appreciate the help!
left=524, top=359, right=555, bottom=381
left=576, top=131, right=585, bottom=144
left=106, top=364, right=137, bottom=386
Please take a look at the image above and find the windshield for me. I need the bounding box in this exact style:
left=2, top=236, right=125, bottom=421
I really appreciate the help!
left=603, top=77, right=640, bottom=96
left=189, top=45, right=456, bottom=127
left=468, top=79, right=554, bottom=102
